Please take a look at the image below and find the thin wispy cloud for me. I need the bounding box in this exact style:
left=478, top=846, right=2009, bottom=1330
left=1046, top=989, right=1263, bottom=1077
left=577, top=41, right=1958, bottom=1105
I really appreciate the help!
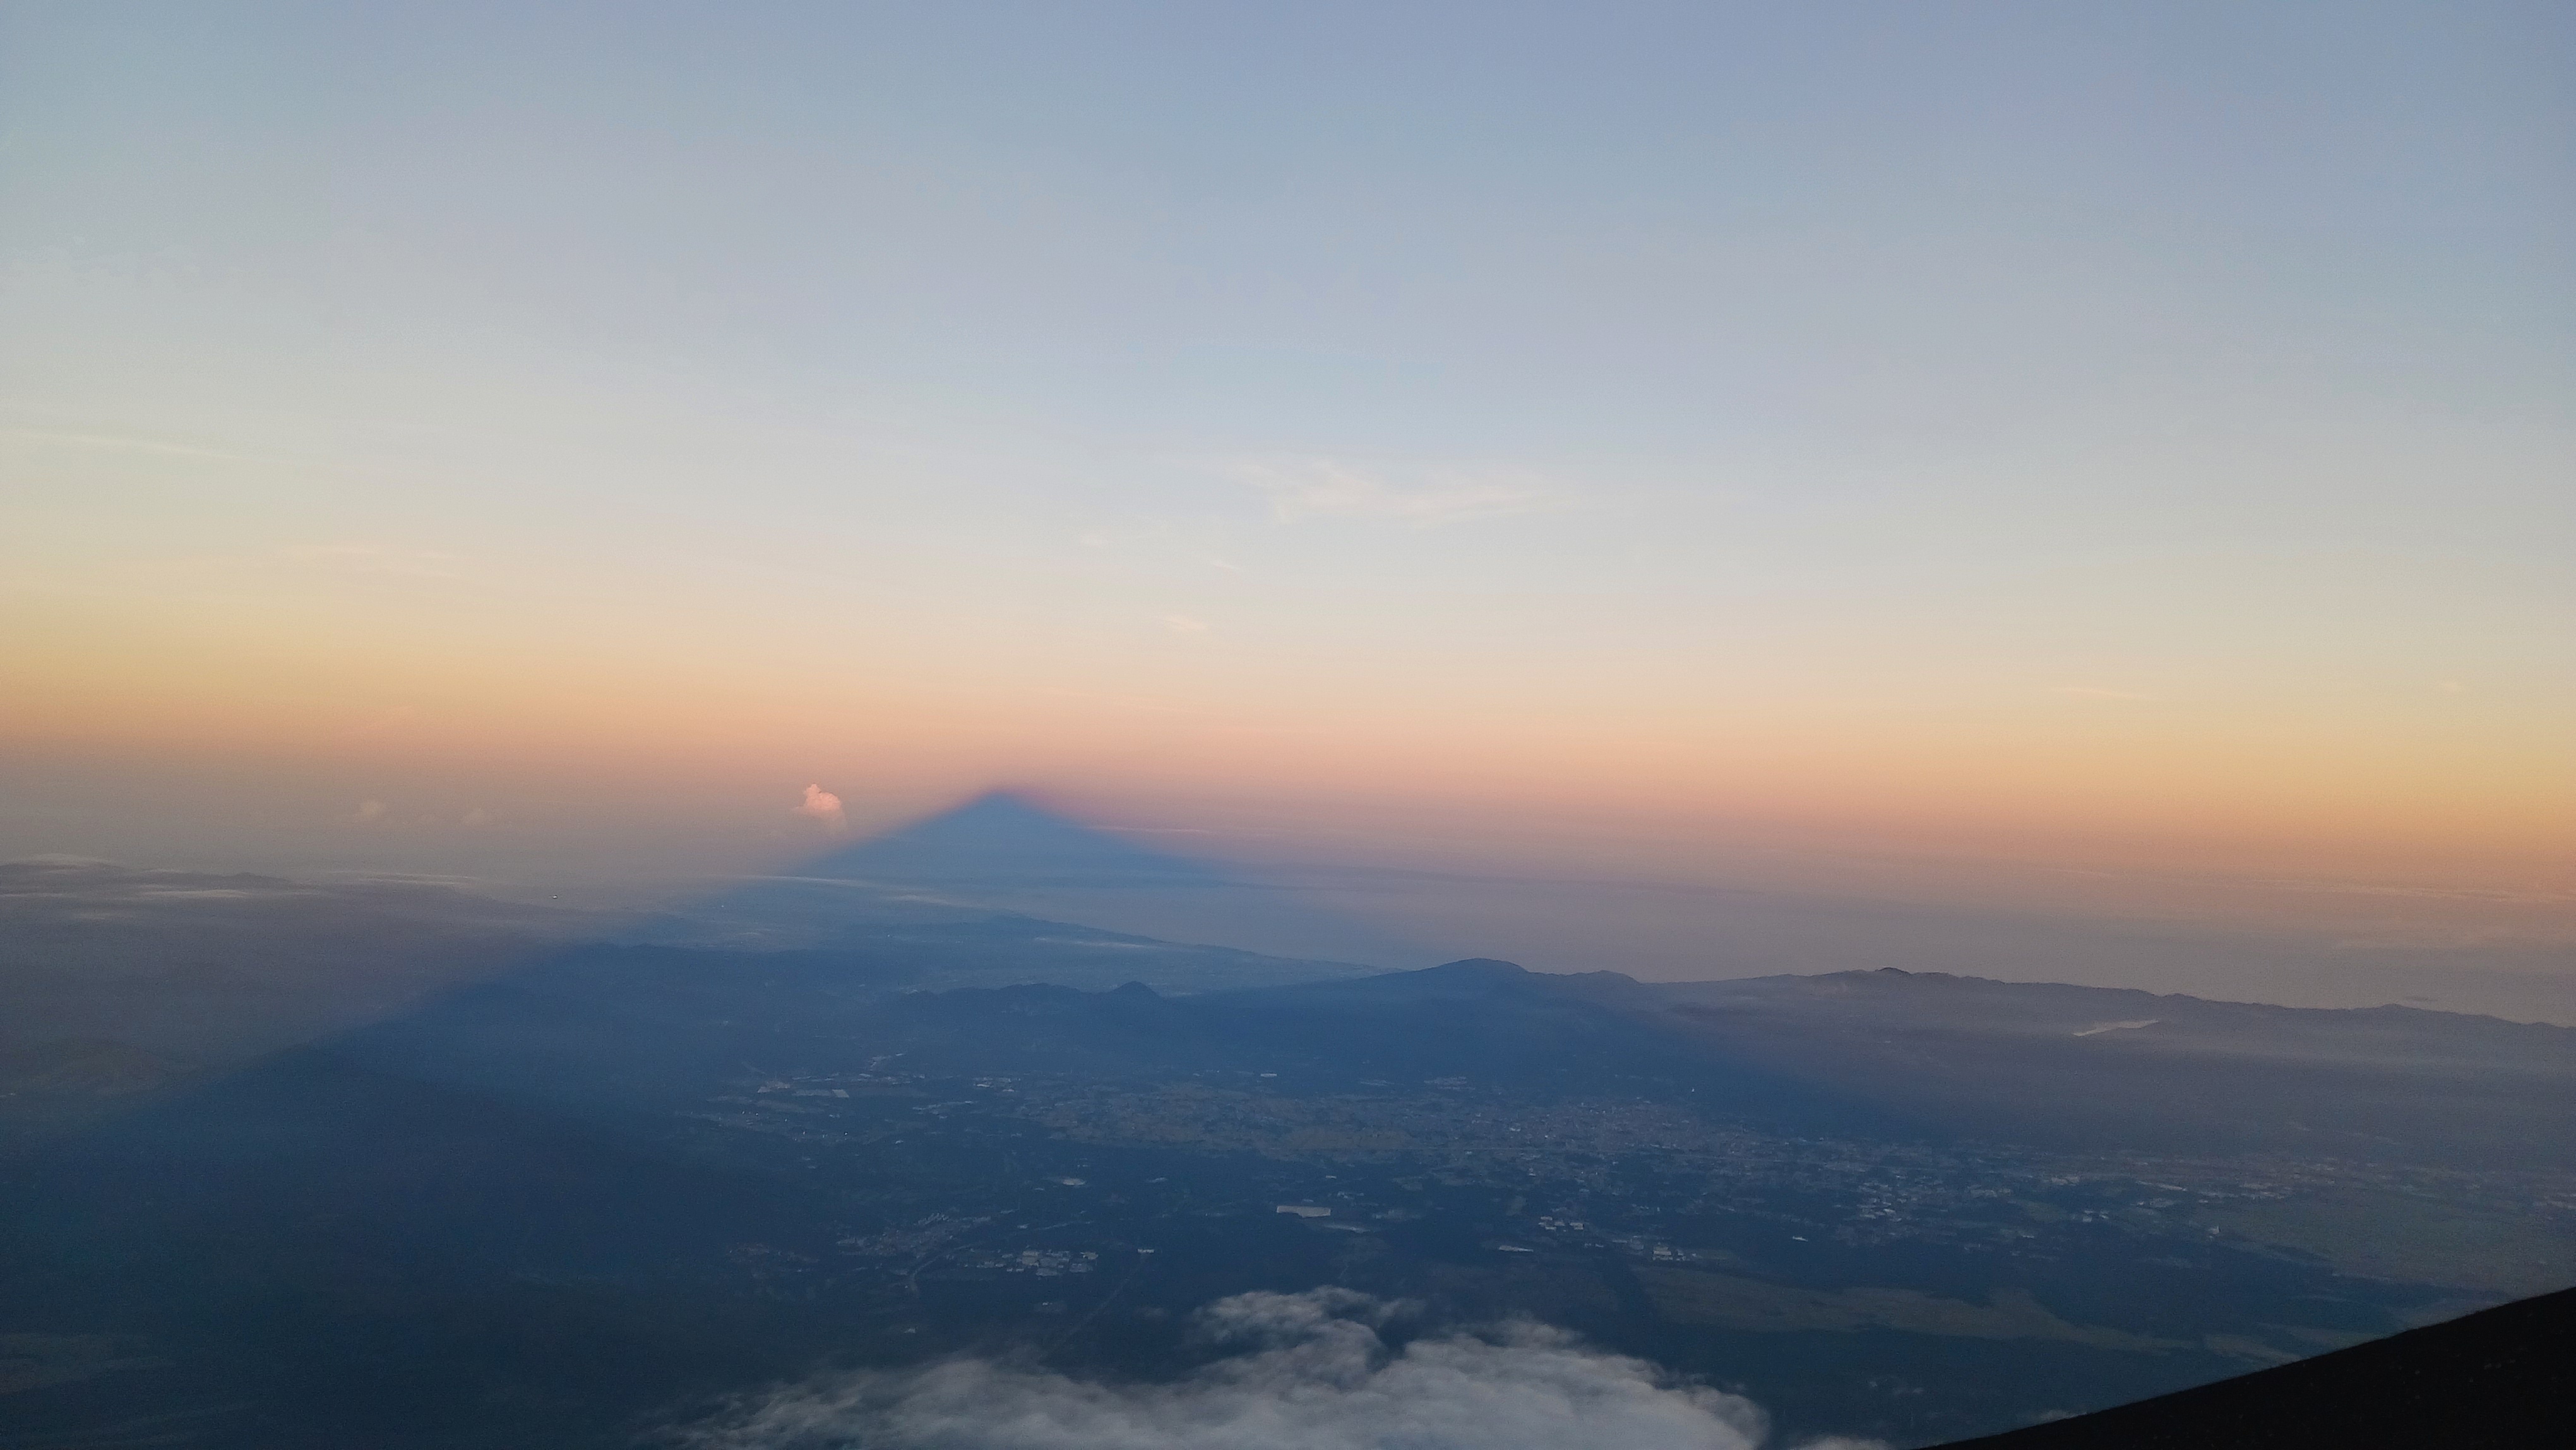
left=1230, top=458, right=1561, bottom=527
left=1163, top=614, right=1212, bottom=635
left=1, top=426, right=266, bottom=464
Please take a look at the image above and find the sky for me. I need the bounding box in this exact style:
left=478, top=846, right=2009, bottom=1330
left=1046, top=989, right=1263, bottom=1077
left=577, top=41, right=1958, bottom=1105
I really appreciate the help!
left=4, top=3, right=2572, bottom=980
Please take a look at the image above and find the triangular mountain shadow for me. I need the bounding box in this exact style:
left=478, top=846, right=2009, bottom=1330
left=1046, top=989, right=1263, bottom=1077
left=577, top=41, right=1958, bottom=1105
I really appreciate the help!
left=799, top=791, right=1232, bottom=889
left=641, top=792, right=1433, bottom=967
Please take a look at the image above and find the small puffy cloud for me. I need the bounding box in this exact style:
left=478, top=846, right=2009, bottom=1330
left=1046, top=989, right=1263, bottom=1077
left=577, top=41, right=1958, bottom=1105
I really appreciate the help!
left=1232, top=458, right=1558, bottom=527
left=352, top=800, right=388, bottom=824
left=791, top=784, right=847, bottom=833
left=665, top=1287, right=1832, bottom=1450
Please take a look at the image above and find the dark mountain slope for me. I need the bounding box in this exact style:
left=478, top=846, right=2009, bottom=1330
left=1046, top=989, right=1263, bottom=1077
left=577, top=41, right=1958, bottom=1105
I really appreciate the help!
left=330, top=950, right=2576, bottom=1171
left=1937, top=1285, right=2573, bottom=1449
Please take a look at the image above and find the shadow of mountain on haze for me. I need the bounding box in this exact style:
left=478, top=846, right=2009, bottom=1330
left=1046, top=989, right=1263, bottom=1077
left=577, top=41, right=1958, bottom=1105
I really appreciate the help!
left=808, top=793, right=1237, bottom=888
left=637, top=791, right=1438, bottom=967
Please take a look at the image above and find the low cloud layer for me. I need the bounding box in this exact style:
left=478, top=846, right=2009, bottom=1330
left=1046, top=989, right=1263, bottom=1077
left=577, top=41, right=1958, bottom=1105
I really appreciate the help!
left=672, top=1288, right=1866, bottom=1450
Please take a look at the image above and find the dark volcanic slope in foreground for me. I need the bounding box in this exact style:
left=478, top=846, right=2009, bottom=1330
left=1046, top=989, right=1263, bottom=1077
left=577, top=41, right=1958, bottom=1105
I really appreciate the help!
left=1937, top=1285, right=2573, bottom=1449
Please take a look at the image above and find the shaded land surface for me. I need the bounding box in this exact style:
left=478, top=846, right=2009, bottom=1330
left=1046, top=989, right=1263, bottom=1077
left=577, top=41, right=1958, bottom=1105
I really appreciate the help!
left=4, top=949, right=2570, bottom=1447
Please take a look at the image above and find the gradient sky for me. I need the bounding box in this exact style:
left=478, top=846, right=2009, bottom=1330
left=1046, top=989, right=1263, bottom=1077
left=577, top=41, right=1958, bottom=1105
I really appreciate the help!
left=4, top=3, right=2572, bottom=950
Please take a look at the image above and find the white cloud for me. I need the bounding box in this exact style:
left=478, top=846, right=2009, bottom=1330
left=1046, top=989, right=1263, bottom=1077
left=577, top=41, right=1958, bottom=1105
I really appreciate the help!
left=1232, top=459, right=1559, bottom=527
left=791, top=784, right=847, bottom=833
left=665, top=1288, right=1859, bottom=1450
left=352, top=800, right=388, bottom=824
left=1164, top=614, right=1212, bottom=634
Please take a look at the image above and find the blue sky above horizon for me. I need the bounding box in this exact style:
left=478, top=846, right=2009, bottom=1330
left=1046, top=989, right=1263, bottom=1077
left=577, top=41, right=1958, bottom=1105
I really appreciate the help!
left=5, top=3, right=2572, bottom=973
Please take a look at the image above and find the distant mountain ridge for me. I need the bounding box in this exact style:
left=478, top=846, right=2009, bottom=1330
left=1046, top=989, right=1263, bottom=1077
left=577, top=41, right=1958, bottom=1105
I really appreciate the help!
left=330, top=949, right=2576, bottom=1180
left=1312, top=960, right=2576, bottom=1171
